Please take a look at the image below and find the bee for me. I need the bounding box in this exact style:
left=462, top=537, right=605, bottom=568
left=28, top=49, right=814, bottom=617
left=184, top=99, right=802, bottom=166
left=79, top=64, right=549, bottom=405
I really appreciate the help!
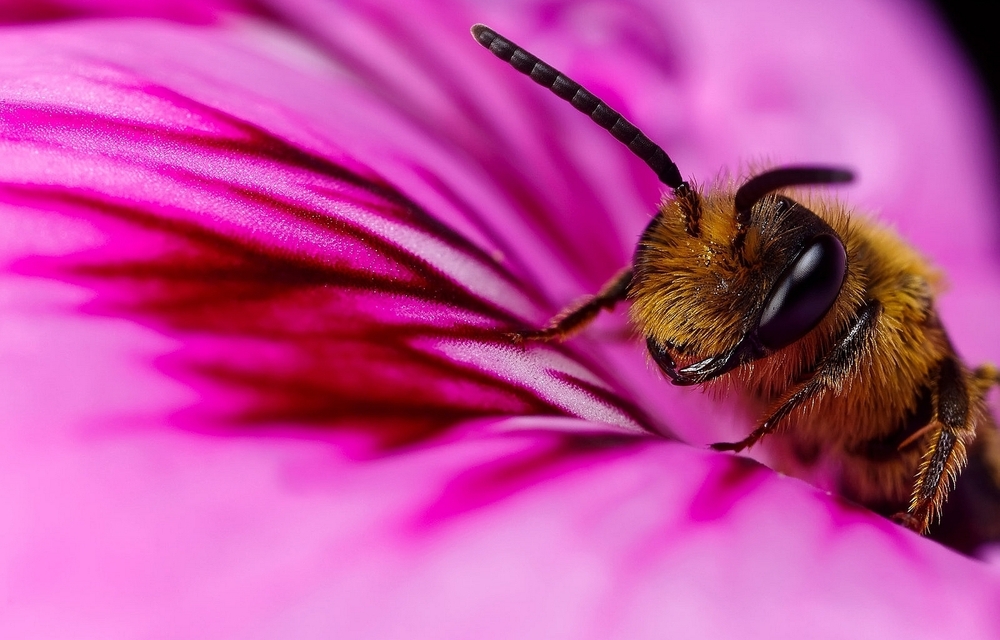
left=472, top=23, right=1000, bottom=545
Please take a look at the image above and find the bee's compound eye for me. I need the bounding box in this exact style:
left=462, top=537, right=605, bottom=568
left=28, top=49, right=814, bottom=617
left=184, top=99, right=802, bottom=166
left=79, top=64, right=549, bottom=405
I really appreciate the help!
left=757, top=233, right=847, bottom=350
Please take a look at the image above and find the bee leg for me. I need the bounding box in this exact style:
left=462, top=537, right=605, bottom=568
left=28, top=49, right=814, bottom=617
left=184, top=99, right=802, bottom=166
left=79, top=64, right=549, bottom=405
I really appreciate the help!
left=895, top=359, right=996, bottom=534
left=711, top=299, right=881, bottom=453
left=928, top=368, right=1000, bottom=551
left=511, top=267, right=632, bottom=343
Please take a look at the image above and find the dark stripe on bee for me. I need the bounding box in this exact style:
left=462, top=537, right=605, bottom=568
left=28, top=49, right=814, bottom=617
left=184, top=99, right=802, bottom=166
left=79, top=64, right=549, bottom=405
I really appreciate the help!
left=471, top=24, right=684, bottom=189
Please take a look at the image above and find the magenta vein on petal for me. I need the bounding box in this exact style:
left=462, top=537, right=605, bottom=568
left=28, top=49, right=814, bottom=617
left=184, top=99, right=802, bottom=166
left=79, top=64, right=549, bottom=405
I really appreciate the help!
left=428, top=338, right=648, bottom=434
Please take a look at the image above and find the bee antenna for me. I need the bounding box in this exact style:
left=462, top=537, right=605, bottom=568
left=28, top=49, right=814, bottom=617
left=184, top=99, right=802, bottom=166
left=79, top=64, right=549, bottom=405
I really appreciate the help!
left=735, top=166, right=854, bottom=224
left=471, top=24, right=685, bottom=190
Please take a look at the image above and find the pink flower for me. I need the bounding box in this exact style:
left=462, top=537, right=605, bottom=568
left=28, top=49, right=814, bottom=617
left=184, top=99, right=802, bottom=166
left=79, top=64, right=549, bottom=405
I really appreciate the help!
left=2, top=0, right=1000, bottom=637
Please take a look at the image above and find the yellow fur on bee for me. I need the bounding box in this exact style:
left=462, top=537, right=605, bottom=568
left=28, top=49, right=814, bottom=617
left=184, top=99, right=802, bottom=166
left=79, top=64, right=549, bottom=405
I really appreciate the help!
left=629, top=177, right=956, bottom=506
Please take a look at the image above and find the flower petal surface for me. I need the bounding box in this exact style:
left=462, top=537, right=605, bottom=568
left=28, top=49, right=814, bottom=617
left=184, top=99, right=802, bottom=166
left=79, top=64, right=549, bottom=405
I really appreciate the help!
left=1, top=0, right=1000, bottom=638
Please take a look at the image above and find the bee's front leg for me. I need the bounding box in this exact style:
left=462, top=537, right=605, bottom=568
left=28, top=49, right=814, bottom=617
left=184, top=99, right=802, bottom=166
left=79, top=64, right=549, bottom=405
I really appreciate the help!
left=511, top=266, right=632, bottom=343
left=896, top=360, right=996, bottom=534
left=711, top=299, right=882, bottom=453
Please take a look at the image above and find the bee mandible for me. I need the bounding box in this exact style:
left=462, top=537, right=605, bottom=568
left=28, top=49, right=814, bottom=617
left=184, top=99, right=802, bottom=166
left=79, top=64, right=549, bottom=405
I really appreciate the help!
left=471, top=23, right=1000, bottom=540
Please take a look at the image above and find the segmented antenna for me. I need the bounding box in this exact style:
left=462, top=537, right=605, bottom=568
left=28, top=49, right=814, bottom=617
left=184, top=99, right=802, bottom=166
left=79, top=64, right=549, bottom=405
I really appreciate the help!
left=734, top=167, right=854, bottom=225
left=471, top=24, right=684, bottom=190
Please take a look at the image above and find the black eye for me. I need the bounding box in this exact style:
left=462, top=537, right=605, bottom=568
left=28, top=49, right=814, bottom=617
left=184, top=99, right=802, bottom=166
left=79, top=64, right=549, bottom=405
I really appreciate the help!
left=757, top=233, right=847, bottom=350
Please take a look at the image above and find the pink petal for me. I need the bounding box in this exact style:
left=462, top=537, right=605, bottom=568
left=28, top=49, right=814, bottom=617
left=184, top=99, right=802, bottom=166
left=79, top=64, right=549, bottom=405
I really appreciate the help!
left=1, top=0, right=999, bottom=638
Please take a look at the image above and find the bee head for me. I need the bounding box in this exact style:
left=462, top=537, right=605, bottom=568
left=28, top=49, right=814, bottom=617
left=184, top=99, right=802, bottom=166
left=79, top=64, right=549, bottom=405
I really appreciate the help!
left=630, top=168, right=852, bottom=386
left=466, top=25, right=853, bottom=386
